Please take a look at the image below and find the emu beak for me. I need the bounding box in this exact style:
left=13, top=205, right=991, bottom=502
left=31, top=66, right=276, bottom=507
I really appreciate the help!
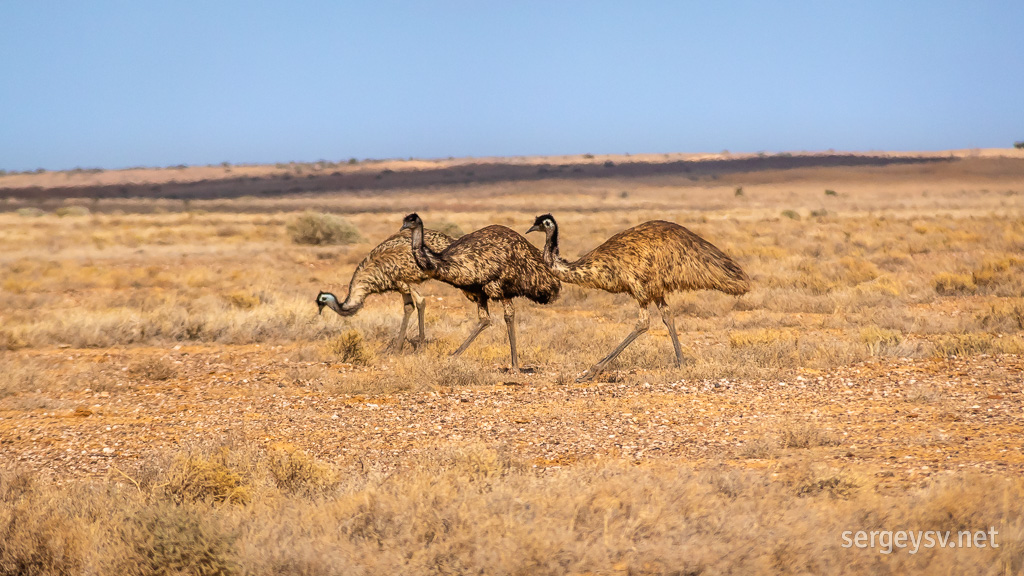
left=400, top=220, right=414, bottom=231
left=526, top=224, right=540, bottom=234
left=317, top=301, right=326, bottom=315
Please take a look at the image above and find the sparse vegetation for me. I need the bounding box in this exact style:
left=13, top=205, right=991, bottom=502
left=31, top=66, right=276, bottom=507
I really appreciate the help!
left=321, top=330, right=372, bottom=365
left=435, top=220, right=465, bottom=238
left=2, top=155, right=1024, bottom=574
left=287, top=211, right=365, bottom=245
left=0, top=446, right=1020, bottom=575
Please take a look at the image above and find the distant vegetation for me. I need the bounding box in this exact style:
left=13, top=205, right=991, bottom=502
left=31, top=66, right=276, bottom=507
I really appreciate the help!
left=286, top=212, right=364, bottom=245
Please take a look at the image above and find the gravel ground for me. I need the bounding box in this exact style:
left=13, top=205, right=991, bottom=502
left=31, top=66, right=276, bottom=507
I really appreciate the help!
left=2, top=346, right=1022, bottom=486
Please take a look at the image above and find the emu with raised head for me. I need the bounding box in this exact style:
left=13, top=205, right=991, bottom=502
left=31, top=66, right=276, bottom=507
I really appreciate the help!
left=528, top=213, right=749, bottom=381
left=401, top=213, right=560, bottom=371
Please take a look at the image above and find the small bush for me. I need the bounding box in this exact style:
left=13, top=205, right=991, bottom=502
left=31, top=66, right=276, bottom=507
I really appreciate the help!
left=119, top=501, right=236, bottom=576
left=0, top=476, right=85, bottom=576
left=971, top=257, right=1023, bottom=293
left=824, top=189, right=838, bottom=196
left=931, top=334, right=1024, bottom=357
left=781, top=210, right=800, bottom=220
left=780, top=421, right=840, bottom=449
left=128, top=357, right=178, bottom=381
left=224, top=291, right=260, bottom=309
left=729, top=328, right=798, bottom=348
left=15, top=207, right=45, bottom=217
left=975, top=301, right=1024, bottom=332
left=797, top=476, right=857, bottom=499
left=287, top=212, right=364, bottom=245
left=933, top=273, right=976, bottom=295
left=860, top=326, right=903, bottom=356
left=436, top=221, right=465, bottom=238
left=0, top=329, right=29, bottom=352
left=321, top=331, right=371, bottom=365
left=739, top=435, right=778, bottom=459
left=164, top=451, right=251, bottom=505
left=54, top=206, right=91, bottom=217
left=267, top=443, right=336, bottom=495
left=839, top=256, right=879, bottom=285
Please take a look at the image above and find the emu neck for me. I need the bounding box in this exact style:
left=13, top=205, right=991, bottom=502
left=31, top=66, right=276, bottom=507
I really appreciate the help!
left=543, top=225, right=571, bottom=276
left=410, top=223, right=441, bottom=273
left=339, top=274, right=368, bottom=315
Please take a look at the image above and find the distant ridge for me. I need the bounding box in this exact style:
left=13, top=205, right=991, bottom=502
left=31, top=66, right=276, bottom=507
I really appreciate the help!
left=0, top=153, right=962, bottom=201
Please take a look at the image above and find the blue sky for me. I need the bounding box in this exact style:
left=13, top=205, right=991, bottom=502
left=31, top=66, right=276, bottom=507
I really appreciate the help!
left=2, top=1, right=1022, bottom=171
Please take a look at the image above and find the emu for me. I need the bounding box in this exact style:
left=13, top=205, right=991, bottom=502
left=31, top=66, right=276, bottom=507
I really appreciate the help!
left=316, top=228, right=460, bottom=351
left=401, top=213, right=560, bottom=372
left=527, top=214, right=750, bottom=381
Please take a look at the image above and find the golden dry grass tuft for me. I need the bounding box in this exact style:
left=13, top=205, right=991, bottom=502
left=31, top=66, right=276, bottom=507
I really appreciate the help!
left=163, top=449, right=252, bottom=505
left=320, top=330, right=373, bottom=366
left=266, top=443, right=337, bottom=496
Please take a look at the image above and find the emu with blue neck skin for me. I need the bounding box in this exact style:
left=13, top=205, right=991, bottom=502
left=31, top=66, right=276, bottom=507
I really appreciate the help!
left=315, top=227, right=459, bottom=352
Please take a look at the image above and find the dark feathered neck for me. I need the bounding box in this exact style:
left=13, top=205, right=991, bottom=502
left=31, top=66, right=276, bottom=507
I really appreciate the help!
left=410, top=221, right=442, bottom=272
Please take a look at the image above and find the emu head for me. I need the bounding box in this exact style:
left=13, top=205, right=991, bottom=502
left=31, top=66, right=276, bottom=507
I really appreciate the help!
left=527, top=214, right=557, bottom=235
left=316, top=291, right=338, bottom=315
left=400, top=213, right=423, bottom=231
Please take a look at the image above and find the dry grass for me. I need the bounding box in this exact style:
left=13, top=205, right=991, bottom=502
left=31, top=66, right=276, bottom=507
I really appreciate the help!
left=2, top=157, right=1024, bottom=573
left=2, top=444, right=1023, bottom=575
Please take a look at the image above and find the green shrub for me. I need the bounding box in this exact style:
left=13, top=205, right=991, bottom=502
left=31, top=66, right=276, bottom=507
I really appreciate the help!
left=287, top=212, right=364, bottom=245
left=15, top=207, right=45, bottom=217
left=55, top=206, right=91, bottom=217
left=436, top=221, right=465, bottom=238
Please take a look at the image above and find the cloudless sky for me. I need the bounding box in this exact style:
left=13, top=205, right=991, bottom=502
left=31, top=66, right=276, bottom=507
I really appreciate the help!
left=1, top=1, right=1022, bottom=171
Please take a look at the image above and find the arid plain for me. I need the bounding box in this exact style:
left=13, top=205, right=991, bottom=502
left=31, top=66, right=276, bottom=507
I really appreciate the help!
left=2, top=151, right=1023, bottom=574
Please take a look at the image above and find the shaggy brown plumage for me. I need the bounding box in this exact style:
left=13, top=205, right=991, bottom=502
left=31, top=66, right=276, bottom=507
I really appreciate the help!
left=316, top=228, right=460, bottom=351
left=401, top=213, right=560, bottom=371
left=528, top=213, right=750, bottom=381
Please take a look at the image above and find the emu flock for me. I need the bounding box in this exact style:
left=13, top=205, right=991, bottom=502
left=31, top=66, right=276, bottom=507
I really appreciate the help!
left=317, top=213, right=750, bottom=382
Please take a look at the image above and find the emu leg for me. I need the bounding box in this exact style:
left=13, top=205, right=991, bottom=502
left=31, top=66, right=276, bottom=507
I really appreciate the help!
left=657, top=299, right=684, bottom=367
left=453, top=298, right=491, bottom=356
left=409, top=288, right=427, bottom=349
left=390, top=290, right=416, bottom=352
left=502, top=299, right=519, bottom=372
left=578, top=306, right=650, bottom=382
